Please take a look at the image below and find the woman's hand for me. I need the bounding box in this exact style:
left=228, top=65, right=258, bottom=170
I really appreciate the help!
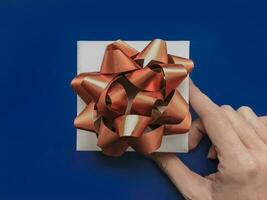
left=151, top=80, right=267, bottom=200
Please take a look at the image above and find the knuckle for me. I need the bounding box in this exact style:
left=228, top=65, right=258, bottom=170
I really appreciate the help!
left=243, top=161, right=258, bottom=176
left=220, top=105, right=234, bottom=115
left=258, top=155, right=267, bottom=172
left=238, top=106, right=252, bottom=112
left=231, top=155, right=258, bottom=177
left=159, top=160, right=169, bottom=171
left=221, top=104, right=233, bottom=110
left=157, top=155, right=174, bottom=172
left=223, top=154, right=263, bottom=182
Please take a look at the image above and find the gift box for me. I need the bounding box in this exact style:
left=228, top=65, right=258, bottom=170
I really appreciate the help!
left=73, top=40, right=193, bottom=155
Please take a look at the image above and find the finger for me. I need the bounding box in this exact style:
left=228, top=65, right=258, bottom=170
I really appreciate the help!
left=188, top=119, right=218, bottom=159
left=151, top=153, right=212, bottom=200
left=189, top=115, right=267, bottom=157
left=259, top=116, right=267, bottom=126
left=221, top=105, right=265, bottom=149
left=189, top=79, right=219, bottom=118
left=238, top=107, right=267, bottom=144
left=190, top=115, right=267, bottom=159
left=207, top=144, right=217, bottom=159
left=188, top=119, right=206, bottom=150
left=189, top=80, right=244, bottom=155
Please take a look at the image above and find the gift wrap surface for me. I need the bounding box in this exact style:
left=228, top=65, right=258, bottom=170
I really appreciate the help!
left=4, top=1, right=267, bottom=199
left=76, top=41, right=190, bottom=153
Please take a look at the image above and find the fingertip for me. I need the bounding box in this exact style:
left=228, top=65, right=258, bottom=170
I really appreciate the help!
left=188, top=140, right=198, bottom=151
left=207, top=151, right=217, bottom=160
left=188, top=119, right=206, bottom=150
left=207, top=145, right=217, bottom=160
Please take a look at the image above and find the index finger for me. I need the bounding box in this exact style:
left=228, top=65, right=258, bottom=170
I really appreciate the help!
left=189, top=79, right=244, bottom=155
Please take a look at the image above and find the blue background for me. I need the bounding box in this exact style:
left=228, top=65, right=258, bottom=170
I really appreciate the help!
left=2, top=0, right=267, bottom=199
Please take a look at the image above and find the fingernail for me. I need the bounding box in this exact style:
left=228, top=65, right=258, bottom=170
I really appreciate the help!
left=207, top=151, right=212, bottom=159
left=207, top=147, right=217, bottom=159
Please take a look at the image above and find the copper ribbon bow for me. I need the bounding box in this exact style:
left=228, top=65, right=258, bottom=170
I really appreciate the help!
left=71, top=39, right=194, bottom=156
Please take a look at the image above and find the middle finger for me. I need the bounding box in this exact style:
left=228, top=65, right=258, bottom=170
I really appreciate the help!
left=221, top=105, right=265, bottom=149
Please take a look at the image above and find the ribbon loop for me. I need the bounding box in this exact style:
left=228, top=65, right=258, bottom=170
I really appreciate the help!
left=72, top=39, right=194, bottom=156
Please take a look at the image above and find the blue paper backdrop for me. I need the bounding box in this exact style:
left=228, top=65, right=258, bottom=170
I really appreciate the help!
left=2, top=0, right=267, bottom=199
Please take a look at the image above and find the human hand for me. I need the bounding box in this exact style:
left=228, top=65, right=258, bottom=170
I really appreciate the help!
left=151, top=80, right=267, bottom=200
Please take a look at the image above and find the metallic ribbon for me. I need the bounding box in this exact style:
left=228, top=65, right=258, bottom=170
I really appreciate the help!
left=71, top=39, right=194, bottom=156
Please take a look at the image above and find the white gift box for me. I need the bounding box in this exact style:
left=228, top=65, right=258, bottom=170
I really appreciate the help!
left=76, top=41, right=190, bottom=153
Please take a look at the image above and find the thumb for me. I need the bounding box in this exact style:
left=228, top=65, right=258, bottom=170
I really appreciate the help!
left=151, top=153, right=212, bottom=200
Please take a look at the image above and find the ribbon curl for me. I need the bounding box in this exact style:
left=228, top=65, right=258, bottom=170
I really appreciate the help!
left=71, top=39, right=194, bottom=156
